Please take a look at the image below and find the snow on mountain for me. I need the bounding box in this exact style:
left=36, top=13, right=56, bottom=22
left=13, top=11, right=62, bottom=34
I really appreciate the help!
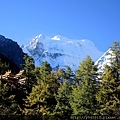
left=22, top=34, right=103, bottom=70
left=95, top=48, right=115, bottom=74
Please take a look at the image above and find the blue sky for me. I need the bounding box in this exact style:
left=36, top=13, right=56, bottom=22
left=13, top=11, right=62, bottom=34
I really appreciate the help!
left=0, top=0, right=120, bottom=52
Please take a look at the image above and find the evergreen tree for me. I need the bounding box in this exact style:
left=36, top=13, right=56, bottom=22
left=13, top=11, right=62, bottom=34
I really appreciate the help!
left=96, top=41, right=120, bottom=115
left=55, top=66, right=74, bottom=84
left=70, top=56, right=98, bottom=115
left=54, top=80, right=72, bottom=118
left=64, top=66, right=75, bottom=84
left=23, top=61, right=59, bottom=117
left=0, top=59, right=9, bottom=74
left=110, top=41, right=120, bottom=80
left=38, top=61, right=52, bottom=84
left=55, top=68, right=65, bottom=83
left=0, top=80, right=21, bottom=114
left=23, top=55, right=36, bottom=93
left=23, top=81, right=47, bottom=115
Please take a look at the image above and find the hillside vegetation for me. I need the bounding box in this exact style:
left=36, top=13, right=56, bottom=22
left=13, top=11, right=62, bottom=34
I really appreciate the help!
left=0, top=41, right=120, bottom=119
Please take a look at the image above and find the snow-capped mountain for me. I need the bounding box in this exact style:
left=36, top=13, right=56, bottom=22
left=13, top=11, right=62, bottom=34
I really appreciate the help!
left=22, top=34, right=103, bottom=70
left=95, top=48, right=115, bottom=74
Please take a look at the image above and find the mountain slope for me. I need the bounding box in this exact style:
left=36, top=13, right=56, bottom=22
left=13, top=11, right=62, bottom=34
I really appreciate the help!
left=0, top=53, right=20, bottom=74
left=23, top=34, right=103, bottom=70
left=95, top=48, right=115, bottom=74
left=0, top=35, right=25, bottom=68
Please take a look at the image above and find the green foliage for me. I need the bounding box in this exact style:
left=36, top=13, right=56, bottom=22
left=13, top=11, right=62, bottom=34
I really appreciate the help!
left=23, top=82, right=47, bottom=115
left=0, top=41, right=120, bottom=117
left=54, top=80, right=72, bottom=117
left=0, top=80, right=21, bottom=114
left=70, top=56, right=98, bottom=115
left=23, top=61, right=59, bottom=116
left=55, top=68, right=65, bottom=83
left=0, top=53, right=20, bottom=74
left=40, top=61, right=52, bottom=76
left=96, top=66, right=120, bottom=115
left=0, top=59, right=9, bottom=74
left=75, top=56, right=98, bottom=84
left=64, top=66, right=75, bottom=84
left=96, top=41, right=120, bottom=115
left=23, top=55, right=37, bottom=93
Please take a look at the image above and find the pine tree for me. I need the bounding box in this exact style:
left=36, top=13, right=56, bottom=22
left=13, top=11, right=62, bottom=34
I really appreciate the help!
left=23, top=81, right=47, bottom=115
left=23, top=55, right=36, bottom=93
left=64, top=66, right=75, bottom=84
left=110, top=41, right=120, bottom=80
left=0, top=80, right=21, bottom=114
left=55, top=68, right=65, bottom=83
left=23, top=61, right=59, bottom=117
left=0, top=59, right=9, bottom=74
left=70, top=56, right=98, bottom=115
left=96, top=41, right=120, bottom=115
left=54, top=80, right=72, bottom=118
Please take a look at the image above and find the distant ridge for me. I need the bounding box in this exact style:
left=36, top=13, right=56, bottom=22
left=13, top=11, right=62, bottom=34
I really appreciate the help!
left=23, top=34, right=103, bottom=70
left=0, top=35, right=25, bottom=68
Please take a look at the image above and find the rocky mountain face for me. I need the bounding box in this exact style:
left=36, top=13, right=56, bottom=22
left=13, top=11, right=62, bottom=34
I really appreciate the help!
left=22, top=34, right=103, bottom=70
left=0, top=35, right=24, bottom=68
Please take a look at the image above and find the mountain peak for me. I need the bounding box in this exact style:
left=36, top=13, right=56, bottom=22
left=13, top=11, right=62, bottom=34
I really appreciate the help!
left=52, top=35, right=61, bottom=40
left=23, top=34, right=103, bottom=70
left=51, top=35, right=67, bottom=41
left=28, top=34, right=45, bottom=49
left=30, top=34, right=45, bottom=43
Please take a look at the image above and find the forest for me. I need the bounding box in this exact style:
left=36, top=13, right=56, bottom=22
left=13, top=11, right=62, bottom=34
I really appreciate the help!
left=0, top=41, right=120, bottom=120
